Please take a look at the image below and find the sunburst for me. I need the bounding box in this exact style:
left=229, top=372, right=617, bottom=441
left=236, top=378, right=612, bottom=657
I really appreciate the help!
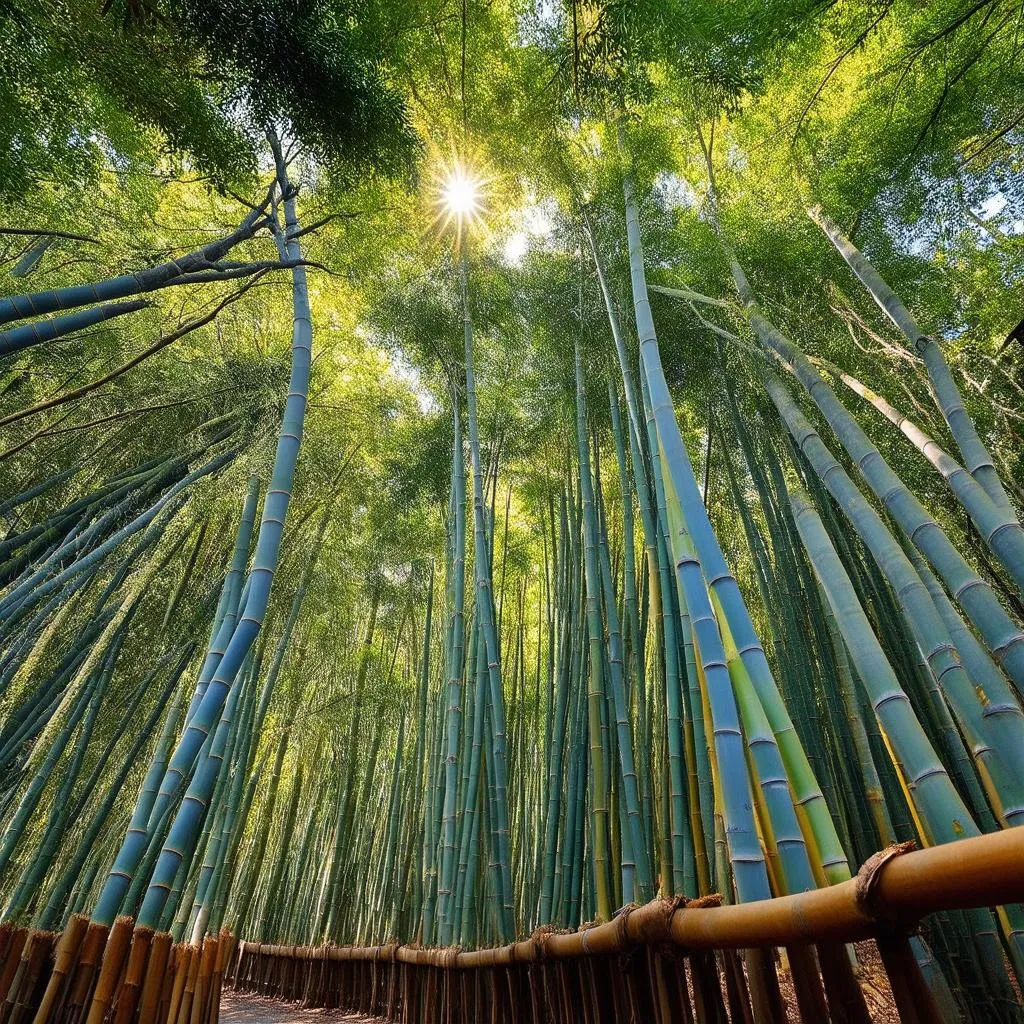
left=428, top=153, right=494, bottom=247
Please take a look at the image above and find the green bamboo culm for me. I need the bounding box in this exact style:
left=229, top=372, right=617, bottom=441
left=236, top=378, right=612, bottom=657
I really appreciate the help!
left=93, top=130, right=314, bottom=931
left=789, top=482, right=1024, bottom=1018
left=458, top=241, right=515, bottom=942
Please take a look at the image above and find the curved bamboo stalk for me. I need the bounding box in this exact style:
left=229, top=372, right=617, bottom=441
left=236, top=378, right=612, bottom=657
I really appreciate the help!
left=91, top=138, right=311, bottom=930
left=619, top=148, right=848, bottom=889
left=789, top=485, right=984, bottom=844
left=819, top=357, right=1024, bottom=592
left=0, top=194, right=271, bottom=327
left=809, top=205, right=1015, bottom=514
left=763, top=367, right=1024, bottom=825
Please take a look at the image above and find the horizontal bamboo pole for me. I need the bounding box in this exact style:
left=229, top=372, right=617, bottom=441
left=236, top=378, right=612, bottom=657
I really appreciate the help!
left=238, top=829, right=1024, bottom=968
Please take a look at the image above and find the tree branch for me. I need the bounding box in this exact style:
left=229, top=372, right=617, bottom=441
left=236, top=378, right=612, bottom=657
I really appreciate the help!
left=0, top=227, right=99, bottom=244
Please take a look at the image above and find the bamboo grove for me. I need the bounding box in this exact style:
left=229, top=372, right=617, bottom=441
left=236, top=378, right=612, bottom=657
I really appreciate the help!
left=2, top=0, right=1024, bottom=1021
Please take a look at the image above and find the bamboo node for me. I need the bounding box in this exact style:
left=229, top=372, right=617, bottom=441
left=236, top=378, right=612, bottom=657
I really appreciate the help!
left=855, top=840, right=916, bottom=927
left=529, top=925, right=571, bottom=961
left=577, top=918, right=602, bottom=954
left=640, top=895, right=694, bottom=946
left=612, top=902, right=640, bottom=948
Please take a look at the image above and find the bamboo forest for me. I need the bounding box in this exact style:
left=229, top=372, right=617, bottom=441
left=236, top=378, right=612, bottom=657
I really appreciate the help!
left=2, top=1, right=1024, bottom=1022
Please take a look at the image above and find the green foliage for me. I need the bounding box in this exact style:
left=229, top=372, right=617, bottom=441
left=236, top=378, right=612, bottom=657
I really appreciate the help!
left=160, top=0, right=419, bottom=176
left=0, top=1, right=254, bottom=199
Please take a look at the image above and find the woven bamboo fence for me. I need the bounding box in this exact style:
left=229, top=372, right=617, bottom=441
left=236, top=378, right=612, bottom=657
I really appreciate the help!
left=2, top=828, right=1023, bottom=1023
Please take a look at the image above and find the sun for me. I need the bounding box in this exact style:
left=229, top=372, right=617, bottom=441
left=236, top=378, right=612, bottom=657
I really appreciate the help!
left=429, top=154, right=493, bottom=245
left=442, top=168, right=480, bottom=217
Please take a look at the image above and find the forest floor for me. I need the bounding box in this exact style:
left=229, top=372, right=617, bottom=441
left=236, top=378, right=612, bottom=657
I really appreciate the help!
left=781, top=941, right=898, bottom=1024
left=219, top=993, right=386, bottom=1023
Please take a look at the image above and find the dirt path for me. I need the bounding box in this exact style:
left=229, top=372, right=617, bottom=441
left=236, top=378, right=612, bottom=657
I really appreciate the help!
left=219, top=992, right=386, bottom=1023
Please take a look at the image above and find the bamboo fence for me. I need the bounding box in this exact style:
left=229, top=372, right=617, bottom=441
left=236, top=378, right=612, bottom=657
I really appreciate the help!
left=3, top=828, right=1016, bottom=1024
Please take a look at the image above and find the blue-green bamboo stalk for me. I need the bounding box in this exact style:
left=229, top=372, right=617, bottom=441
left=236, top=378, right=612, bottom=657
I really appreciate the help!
left=0, top=668, right=99, bottom=879
left=0, top=459, right=182, bottom=617
left=94, top=142, right=310, bottom=929
left=0, top=198, right=270, bottom=326
left=0, top=445, right=238, bottom=629
left=2, top=644, right=117, bottom=920
left=0, top=298, right=152, bottom=358
left=160, top=664, right=248, bottom=933
left=789, top=485, right=1021, bottom=1005
left=731, top=271, right=1024, bottom=694
left=824, top=361, right=1024, bottom=591
left=763, top=368, right=1024, bottom=823
left=35, top=656, right=189, bottom=930
left=189, top=663, right=258, bottom=941
left=540, top=495, right=574, bottom=923
left=456, top=612, right=488, bottom=939
left=574, top=339, right=614, bottom=919
left=458, top=243, right=514, bottom=940
left=438, top=402, right=467, bottom=944
left=0, top=464, right=79, bottom=518
left=620, top=153, right=850, bottom=886
left=375, top=715, right=405, bottom=928
left=185, top=478, right=260, bottom=725
left=596, top=439, right=654, bottom=902
left=10, top=234, right=54, bottom=278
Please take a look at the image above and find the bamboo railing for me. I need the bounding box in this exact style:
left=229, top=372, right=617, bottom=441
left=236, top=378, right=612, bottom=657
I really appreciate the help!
left=231, top=830, right=1024, bottom=1024
left=2, top=829, right=1023, bottom=1022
